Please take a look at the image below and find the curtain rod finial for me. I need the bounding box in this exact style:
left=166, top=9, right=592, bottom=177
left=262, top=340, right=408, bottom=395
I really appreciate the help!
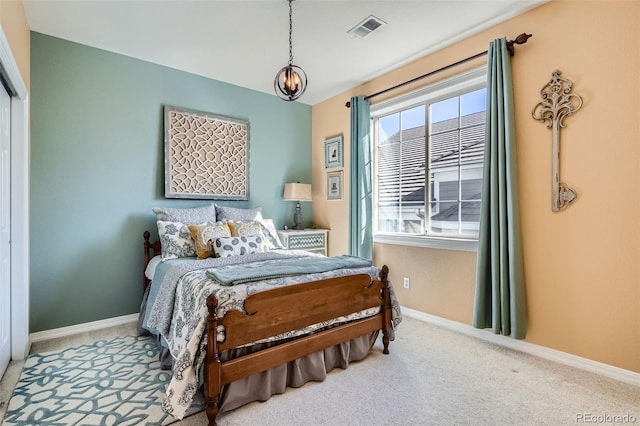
left=515, top=33, right=533, bottom=44
left=507, top=33, right=532, bottom=56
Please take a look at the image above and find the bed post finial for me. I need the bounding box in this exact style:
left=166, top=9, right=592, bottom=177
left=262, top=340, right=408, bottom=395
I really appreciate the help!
left=379, top=265, right=389, bottom=283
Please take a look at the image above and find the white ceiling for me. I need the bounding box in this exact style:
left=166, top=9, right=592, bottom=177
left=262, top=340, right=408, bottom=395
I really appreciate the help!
left=23, top=0, right=546, bottom=105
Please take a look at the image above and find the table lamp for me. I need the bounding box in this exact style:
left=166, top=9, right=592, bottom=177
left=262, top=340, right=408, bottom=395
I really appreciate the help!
left=283, top=182, right=312, bottom=230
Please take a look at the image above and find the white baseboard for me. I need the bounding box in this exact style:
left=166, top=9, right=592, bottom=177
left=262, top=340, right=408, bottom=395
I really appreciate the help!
left=30, top=313, right=139, bottom=343
left=402, top=306, right=640, bottom=388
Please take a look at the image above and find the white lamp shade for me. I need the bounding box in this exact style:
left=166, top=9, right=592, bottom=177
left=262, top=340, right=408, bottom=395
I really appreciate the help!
left=283, top=183, right=312, bottom=201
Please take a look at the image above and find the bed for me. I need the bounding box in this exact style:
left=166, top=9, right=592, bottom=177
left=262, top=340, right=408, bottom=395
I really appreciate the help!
left=138, top=205, right=401, bottom=425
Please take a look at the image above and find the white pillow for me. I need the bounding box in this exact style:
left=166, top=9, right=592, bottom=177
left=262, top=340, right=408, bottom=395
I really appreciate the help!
left=258, top=219, right=285, bottom=249
left=213, top=235, right=266, bottom=258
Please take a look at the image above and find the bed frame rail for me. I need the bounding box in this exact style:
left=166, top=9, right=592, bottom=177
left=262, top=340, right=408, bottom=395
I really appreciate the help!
left=220, top=315, right=383, bottom=385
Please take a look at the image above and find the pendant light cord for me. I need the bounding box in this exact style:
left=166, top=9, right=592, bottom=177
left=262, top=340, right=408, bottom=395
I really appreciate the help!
left=288, top=0, right=294, bottom=66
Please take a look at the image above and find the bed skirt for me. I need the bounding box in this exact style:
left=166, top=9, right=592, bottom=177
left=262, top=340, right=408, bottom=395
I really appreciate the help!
left=217, top=330, right=378, bottom=413
left=141, top=325, right=378, bottom=414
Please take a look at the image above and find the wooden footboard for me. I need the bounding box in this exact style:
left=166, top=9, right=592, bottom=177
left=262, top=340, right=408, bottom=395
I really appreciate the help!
left=203, top=265, right=392, bottom=425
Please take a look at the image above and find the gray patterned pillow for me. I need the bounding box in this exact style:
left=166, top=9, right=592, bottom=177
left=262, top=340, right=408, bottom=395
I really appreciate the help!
left=153, top=204, right=216, bottom=224
left=215, top=205, right=263, bottom=222
left=157, top=220, right=201, bottom=260
left=213, top=235, right=266, bottom=258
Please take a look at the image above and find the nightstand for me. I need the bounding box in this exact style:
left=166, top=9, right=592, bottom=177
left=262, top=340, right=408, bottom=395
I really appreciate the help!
left=277, top=229, right=329, bottom=256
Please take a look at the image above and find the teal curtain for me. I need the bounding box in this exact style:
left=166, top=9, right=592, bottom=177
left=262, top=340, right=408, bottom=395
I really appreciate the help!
left=473, top=38, right=527, bottom=339
left=348, top=96, right=373, bottom=260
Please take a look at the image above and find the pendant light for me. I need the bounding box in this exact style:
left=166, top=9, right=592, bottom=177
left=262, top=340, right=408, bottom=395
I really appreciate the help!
left=274, top=0, right=307, bottom=101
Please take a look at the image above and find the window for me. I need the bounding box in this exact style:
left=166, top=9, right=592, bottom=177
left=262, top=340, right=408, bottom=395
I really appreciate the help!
left=371, top=68, right=486, bottom=250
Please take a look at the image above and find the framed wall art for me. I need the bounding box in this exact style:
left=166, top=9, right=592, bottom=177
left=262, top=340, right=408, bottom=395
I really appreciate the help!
left=327, top=170, right=343, bottom=200
left=164, top=105, right=249, bottom=200
left=324, top=135, right=343, bottom=169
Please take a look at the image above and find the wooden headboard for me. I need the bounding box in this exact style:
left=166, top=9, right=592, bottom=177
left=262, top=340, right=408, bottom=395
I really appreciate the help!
left=143, top=230, right=162, bottom=291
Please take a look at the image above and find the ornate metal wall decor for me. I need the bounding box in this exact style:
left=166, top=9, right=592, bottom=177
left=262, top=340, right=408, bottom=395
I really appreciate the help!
left=532, top=70, right=583, bottom=212
left=164, top=105, right=249, bottom=200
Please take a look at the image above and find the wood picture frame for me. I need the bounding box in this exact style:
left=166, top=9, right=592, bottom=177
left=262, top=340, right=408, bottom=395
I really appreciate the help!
left=164, top=105, right=249, bottom=200
left=324, top=135, right=343, bottom=169
left=327, top=170, right=343, bottom=200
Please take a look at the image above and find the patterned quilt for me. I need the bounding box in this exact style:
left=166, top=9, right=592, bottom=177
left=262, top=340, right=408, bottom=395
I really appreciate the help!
left=143, top=251, right=402, bottom=420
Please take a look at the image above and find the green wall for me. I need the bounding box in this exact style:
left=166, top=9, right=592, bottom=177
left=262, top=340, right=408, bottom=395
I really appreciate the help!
left=30, top=32, right=312, bottom=332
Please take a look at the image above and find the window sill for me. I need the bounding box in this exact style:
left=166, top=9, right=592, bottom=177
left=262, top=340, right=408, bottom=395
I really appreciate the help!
left=373, top=232, right=478, bottom=252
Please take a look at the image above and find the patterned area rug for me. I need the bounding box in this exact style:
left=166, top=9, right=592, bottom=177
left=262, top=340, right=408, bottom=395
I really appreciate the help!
left=2, top=335, right=204, bottom=426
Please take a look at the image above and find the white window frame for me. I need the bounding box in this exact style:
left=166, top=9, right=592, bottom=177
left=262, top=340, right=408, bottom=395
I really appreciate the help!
left=371, top=67, right=486, bottom=252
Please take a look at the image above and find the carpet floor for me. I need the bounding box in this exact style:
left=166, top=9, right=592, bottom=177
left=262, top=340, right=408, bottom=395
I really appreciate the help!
left=1, top=317, right=638, bottom=425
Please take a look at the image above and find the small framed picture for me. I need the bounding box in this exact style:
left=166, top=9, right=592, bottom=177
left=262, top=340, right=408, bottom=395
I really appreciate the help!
left=327, top=171, right=343, bottom=200
left=324, top=135, right=343, bottom=169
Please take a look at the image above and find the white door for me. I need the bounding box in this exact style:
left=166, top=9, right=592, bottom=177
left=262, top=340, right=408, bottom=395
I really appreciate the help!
left=0, top=83, right=11, bottom=379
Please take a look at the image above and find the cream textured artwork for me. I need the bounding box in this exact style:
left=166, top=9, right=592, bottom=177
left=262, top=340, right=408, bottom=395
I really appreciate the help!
left=164, top=105, right=249, bottom=199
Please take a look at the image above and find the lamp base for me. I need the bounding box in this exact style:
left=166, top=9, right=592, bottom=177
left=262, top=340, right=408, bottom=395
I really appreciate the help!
left=293, top=202, right=304, bottom=230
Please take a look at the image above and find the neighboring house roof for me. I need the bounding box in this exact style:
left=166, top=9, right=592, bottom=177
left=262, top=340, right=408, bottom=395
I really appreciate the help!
left=430, top=193, right=482, bottom=222
left=377, top=111, right=485, bottom=206
left=430, top=111, right=485, bottom=169
left=401, top=187, right=426, bottom=202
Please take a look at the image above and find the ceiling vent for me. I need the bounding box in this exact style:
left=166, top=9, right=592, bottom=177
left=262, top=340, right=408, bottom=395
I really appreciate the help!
left=347, top=15, right=386, bottom=38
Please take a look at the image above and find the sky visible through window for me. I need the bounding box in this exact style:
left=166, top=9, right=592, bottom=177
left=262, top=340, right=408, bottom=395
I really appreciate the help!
left=378, top=88, right=486, bottom=141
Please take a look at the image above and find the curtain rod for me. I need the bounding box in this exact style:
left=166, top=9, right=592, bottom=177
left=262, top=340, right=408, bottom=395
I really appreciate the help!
left=345, top=33, right=532, bottom=108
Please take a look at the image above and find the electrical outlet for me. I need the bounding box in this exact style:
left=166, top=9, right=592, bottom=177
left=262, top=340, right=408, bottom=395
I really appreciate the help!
left=403, top=277, right=410, bottom=289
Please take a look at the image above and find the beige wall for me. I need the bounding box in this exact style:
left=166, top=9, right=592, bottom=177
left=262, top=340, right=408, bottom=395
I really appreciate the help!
left=0, top=0, right=30, bottom=90
left=312, top=0, right=640, bottom=373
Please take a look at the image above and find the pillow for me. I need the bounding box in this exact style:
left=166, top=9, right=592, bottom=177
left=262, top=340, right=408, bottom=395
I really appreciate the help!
left=226, top=220, right=263, bottom=237
left=215, top=205, right=263, bottom=222
left=226, top=218, right=284, bottom=250
left=153, top=204, right=216, bottom=224
left=157, top=220, right=199, bottom=261
left=226, top=221, right=270, bottom=252
left=213, top=235, right=266, bottom=258
left=187, top=222, right=232, bottom=259
left=258, top=218, right=285, bottom=250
